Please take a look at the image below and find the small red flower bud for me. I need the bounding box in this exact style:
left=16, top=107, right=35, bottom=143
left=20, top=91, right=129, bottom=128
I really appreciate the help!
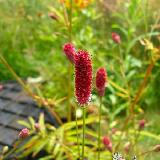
left=139, top=119, right=146, bottom=130
left=96, top=67, right=107, bottom=97
left=111, top=128, right=118, bottom=134
left=48, top=12, right=59, bottom=21
left=0, top=85, right=3, bottom=91
left=112, top=32, right=121, bottom=44
left=75, top=50, right=92, bottom=105
left=34, top=123, right=40, bottom=131
left=63, top=43, right=76, bottom=63
left=124, top=142, right=131, bottom=153
left=19, top=128, right=29, bottom=139
left=102, top=136, right=112, bottom=152
left=153, top=144, right=160, bottom=152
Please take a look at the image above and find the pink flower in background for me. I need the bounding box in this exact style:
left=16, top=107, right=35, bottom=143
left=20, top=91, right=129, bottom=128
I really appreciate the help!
left=111, top=128, right=118, bottom=134
left=124, top=142, right=131, bottom=153
left=96, top=67, right=107, bottom=97
left=112, top=32, right=121, bottom=44
left=19, top=128, right=29, bottom=139
left=75, top=50, right=92, bottom=105
left=63, top=43, right=76, bottom=63
left=0, top=85, right=3, bottom=91
left=138, top=119, right=146, bottom=130
left=102, top=136, right=112, bottom=152
left=34, top=123, right=40, bottom=131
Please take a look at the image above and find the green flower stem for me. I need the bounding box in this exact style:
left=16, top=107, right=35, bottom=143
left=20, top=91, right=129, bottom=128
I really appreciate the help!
left=75, top=108, right=81, bottom=159
left=69, top=0, right=73, bottom=42
left=82, top=106, right=86, bottom=160
left=98, top=97, right=102, bottom=160
left=67, top=63, right=72, bottom=122
left=67, top=0, right=73, bottom=122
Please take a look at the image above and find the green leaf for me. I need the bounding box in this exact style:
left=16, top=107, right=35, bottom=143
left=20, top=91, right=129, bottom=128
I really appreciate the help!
left=39, top=155, right=54, bottom=160
left=28, top=116, right=35, bottom=129
left=17, top=120, right=31, bottom=128
left=126, top=32, right=160, bottom=54
left=39, top=113, right=46, bottom=135
left=32, top=139, right=49, bottom=157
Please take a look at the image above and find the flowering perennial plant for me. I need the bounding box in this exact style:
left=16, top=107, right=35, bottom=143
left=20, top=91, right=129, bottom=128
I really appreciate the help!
left=96, top=67, right=107, bottom=97
left=63, top=43, right=76, bottom=64
left=75, top=50, right=92, bottom=105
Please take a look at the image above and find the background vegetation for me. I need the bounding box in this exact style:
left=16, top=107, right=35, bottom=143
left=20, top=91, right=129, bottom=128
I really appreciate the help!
left=0, top=0, right=160, bottom=159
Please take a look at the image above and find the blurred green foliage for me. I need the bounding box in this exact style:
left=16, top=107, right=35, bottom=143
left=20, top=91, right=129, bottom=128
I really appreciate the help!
left=0, top=0, right=160, bottom=113
left=0, top=0, right=160, bottom=159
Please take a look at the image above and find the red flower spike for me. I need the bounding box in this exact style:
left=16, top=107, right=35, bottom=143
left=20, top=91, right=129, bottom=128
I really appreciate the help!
left=112, top=32, right=121, bottom=44
left=75, top=50, right=92, bottom=105
left=63, top=43, right=76, bottom=63
left=139, top=119, right=146, bottom=130
left=96, top=67, right=107, bottom=97
left=19, top=128, right=29, bottom=139
left=102, top=136, right=112, bottom=152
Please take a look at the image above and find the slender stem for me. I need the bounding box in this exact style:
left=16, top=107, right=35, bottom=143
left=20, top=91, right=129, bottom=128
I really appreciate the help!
left=69, top=0, right=73, bottom=42
left=59, top=0, right=69, bottom=29
left=132, top=129, right=140, bottom=154
left=67, top=0, right=73, bottom=122
left=130, top=60, right=154, bottom=114
left=137, top=149, right=154, bottom=158
left=0, top=54, right=63, bottom=125
left=98, top=97, right=102, bottom=160
left=115, top=60, right=155, bottom=151
left=4, top=140, right=21, bottom=159
left=67, top=63, right=72, bottom=122
left=0, top=55, right=32, bottom=96
left=75, top=107, right=81, bottom=159
left=82, top=107, right=86, bottom=160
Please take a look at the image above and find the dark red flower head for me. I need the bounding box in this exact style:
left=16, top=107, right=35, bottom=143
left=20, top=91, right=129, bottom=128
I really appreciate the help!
left=75, top=50, right=92, bottom=106
left=138, top=119, right=146, bottom=130
left=19, top=128, right=29, bottom=139
left=96, top=67, right=107, bottom=97
left=63, top=43, right=75, bottom=63
left=112, top=32, right=121, bottom=44
left=102, top=136, right=112, bottom=152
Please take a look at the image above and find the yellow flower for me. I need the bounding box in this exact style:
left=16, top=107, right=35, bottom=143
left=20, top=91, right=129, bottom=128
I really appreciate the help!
left=60, top=0, right=92, bottom=9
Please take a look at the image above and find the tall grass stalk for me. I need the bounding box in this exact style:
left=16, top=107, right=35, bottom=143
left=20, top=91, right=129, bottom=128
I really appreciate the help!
left=67, top=0, right=73, bottom=122
left=82, top=107, right=86, bottom=160
left=75, top=107, right=81, bottom=159
left=115, top=59, right=155, bottom=151
left=98, top=97, right=102, bottom=160
left=0, top=54, right=63, bottom=125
